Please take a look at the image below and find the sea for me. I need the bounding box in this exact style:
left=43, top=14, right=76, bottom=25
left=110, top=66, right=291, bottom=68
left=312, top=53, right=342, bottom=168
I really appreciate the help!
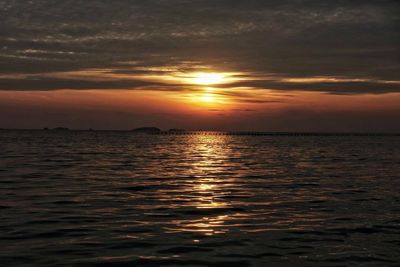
left=0, top=130, right=399, bottom=266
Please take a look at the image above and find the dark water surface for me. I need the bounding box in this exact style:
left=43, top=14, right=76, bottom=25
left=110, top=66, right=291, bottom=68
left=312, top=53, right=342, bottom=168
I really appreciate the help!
left=1, top=130, right=399, bottom=266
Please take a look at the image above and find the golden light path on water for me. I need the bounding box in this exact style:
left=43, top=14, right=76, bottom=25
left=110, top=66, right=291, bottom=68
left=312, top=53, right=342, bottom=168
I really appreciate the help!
left=160, top=134, right=335, bottom=237
left=166, top=134, right=235, bottom=236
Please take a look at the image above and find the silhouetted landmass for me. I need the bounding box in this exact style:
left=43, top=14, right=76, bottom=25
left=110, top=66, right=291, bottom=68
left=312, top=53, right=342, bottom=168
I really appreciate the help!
left=52, top=127, right=70, bottom=131
left=43, top=127, right=49, bottom=131
left=132, top=127, right=161, bottom=133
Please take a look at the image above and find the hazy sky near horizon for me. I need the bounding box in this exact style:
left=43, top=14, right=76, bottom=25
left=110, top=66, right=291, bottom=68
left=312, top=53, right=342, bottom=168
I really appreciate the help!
left=0, top=0, right=399, bottom=131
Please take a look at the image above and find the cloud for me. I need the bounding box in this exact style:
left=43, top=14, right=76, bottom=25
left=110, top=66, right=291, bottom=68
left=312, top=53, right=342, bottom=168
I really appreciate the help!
left=219, top=76, right=400, bottom=94
left=0, top=77, right=166, bottom=91
left=0, top=0, right=399, bottom=93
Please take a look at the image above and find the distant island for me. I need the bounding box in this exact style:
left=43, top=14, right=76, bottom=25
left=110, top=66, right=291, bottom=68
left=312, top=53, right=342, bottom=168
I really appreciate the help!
left=131, top=127, right=161, bottom=133
left=131, top=127, right=188, bottom=134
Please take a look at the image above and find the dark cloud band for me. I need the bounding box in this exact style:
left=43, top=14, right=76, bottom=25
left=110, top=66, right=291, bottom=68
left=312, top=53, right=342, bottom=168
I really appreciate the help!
left=0, top=0, right=399, bottom=93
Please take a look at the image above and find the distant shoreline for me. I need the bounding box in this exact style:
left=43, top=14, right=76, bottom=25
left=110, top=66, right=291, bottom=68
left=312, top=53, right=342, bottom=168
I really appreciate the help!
left=0, top=128, right=399, bottom=136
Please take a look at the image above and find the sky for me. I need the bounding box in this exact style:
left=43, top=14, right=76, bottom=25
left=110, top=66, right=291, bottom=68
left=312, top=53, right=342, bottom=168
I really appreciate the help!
left=0, top=0, right=399, bottom=132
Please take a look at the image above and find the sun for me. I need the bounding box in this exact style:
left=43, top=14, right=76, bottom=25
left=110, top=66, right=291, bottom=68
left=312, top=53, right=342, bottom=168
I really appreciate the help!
left=192, top=73, right=226, bottom=85
left=201, top=93, right=215, bottom=103
left=178, top=71, right=236, bottom=106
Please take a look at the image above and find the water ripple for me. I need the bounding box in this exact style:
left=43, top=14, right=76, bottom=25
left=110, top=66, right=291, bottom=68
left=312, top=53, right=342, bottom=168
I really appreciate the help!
left=0, top=131, right=399, bottom=266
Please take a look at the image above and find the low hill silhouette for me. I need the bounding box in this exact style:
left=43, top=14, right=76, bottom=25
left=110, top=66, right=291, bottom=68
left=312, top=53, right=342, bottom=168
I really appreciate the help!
left=132, top=127, right=161, bottom=133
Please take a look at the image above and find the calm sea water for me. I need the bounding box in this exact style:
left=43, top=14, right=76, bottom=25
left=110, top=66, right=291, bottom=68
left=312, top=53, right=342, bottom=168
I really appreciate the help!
left=1, top=130, right=399, bottom=267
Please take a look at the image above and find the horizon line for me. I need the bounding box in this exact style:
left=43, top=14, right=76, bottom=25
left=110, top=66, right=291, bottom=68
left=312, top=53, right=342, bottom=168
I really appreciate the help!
left=1, top=128, right=399, bottom=136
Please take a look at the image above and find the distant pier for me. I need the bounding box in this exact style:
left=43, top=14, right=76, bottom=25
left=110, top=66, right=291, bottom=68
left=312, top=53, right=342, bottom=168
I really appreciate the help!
left=153, top=131, right=399, bottom=137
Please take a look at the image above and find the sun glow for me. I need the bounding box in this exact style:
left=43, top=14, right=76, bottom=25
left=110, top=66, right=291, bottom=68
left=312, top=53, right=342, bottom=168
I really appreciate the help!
left=201, top=93, right=215, bottom=103
left=187, top=73, right=227, bottom=105
left=191, top=73, right=227, bottom=85
left=163, top=70, right=239, bottom=107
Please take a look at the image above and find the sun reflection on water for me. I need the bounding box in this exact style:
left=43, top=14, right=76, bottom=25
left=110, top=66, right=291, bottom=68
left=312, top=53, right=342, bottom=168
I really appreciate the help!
left=167, top=134, right=236, bottom=236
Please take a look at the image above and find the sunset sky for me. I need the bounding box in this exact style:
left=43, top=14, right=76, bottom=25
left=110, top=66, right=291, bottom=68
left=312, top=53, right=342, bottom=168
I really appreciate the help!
left=0, top=0, right=399, bottom=131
